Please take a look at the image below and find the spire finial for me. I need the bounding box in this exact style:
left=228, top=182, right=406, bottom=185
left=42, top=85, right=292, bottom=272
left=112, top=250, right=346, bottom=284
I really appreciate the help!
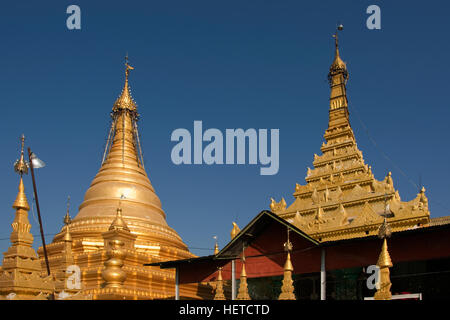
left=113, top=57, right=137, bottom=112
left=333, top=24, right=344, bottom=55
left=109, top=205, right=130, bottom=232
left=213, top=236, right=219, bottom=254
left=328, top=24, right=349, bottom=110
left=213, top=267, right=226, bottom=300
left=230, top=222, right=240, bottom=240
left=236, top=246, right=251, bottom=300
left=124, top=53, right=133, bottom=81
left=14, top=134, right=28, bottom=176
left=374, top=238, right=393, bottom=300
left=64, top=196, right=72, bottom=226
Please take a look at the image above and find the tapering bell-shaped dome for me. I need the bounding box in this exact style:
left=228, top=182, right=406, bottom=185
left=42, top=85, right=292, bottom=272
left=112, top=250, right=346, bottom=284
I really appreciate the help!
left=58, top=59, right=190, bottom=257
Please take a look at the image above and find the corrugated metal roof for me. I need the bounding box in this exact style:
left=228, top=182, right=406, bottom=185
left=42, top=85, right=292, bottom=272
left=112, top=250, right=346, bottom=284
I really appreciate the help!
left=429, top=215, right=450, bottom=227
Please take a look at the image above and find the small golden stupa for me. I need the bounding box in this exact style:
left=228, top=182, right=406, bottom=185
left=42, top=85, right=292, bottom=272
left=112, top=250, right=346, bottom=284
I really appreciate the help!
left=270, top=26, right=430, bottom=241
left=0, top=136, right=54, bottom=300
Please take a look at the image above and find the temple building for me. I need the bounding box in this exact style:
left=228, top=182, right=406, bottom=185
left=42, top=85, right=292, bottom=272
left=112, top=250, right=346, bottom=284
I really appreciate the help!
left=149, top=29, right=450, bottom=300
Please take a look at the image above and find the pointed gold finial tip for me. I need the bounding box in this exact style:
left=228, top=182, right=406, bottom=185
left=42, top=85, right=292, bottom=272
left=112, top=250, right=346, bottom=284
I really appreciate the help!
left=64, top=195, right=71, bottom=225
left=213, top=236, right=219, bottom=254
left=284, top=252, right=294, bottom=272
left=377, top=238, right=393, bottom=268
left=230, top=222, right=240, bottom=239
left=64, top=212, right=71, bottom=226
left=14, top=135, right=28, bottom=176
left=12, top=176, right=30, bottom=211
left=328, top=23, right=348, bottom=85
left=113, top=58, right=137, bottom=112
left=421, top=186, right=426, bottom=193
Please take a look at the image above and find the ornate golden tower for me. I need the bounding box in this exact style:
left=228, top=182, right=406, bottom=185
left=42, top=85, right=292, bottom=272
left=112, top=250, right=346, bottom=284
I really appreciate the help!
left=40, top=59, right=210, bottom=299
left=373, top=218, right=393, bottom=300
left=278, top=232, right=295, bottom=300
left=373, top=238, right=393, bottom=300
left=213, top=267, right=226, bottom=300
left=0, top=136, right=54, bottom=300
left=236, top=252, right=251, bottom=300
left=270, top=27, right=430, bottom=241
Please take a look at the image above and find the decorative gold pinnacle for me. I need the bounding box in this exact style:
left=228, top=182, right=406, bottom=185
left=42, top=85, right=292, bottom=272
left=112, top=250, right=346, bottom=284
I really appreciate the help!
left=214, top=237, right=219, bottom=255
left=236, top=252, right=251, bottom=300
left=101, top=207, right=130, bottom=289
left=113, top=56, right=137, bottom=112
left=230, top=222, right=240, bottom=240
left=279, top=229, right=296, bottom=300
left=278, top=252, right=296, bottom=300
left=213, top=267, right=226, bottom=300
left=109, top=207, right=130, bottom=232
left=374, top=238, right=393, bottom=300
left=0, top=141, right=54, bottom=299
left=62, top=196, right=72, bottom=242
left=102, top=238, right=127, bottom=288
left=328, top=25, right=349, bottom=110
left=12, top=177, right=30, bottom=212
left=270, top=29, right=430, bottom=244
left=36, top=60, right=208, bottom=300
left=13, top=134, right=28, bottom=176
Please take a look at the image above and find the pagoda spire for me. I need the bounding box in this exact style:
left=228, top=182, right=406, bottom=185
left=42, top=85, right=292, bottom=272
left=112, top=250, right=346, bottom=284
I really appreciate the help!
left=101, top=56, right=144, bottom=169
left=236, top=250, right=251, bottom=300
left=113, top=55, right=137, bottom=112
left=279, top=229, right=296, bottom=300
left=374, top=218, right=393, bottom=300
left=230, top=222, right=240, bottom=240
left=213, top=236, right=219, bottom=255
left=213, top=267, right=226, bottom=300
left=328, top=24, right=349, bottom=111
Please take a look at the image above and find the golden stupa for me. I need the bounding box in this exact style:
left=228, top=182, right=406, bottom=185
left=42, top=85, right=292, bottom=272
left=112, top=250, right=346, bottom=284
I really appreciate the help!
left=270, top=27, right=430, bottom=241
left=37, top=58, right=211, bottom=299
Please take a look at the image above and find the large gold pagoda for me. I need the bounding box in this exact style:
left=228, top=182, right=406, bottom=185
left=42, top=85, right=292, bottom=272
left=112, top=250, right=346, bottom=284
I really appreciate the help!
left=38, top=58, right=211, bottom=299
left=270, top=29, right=430, bottom=241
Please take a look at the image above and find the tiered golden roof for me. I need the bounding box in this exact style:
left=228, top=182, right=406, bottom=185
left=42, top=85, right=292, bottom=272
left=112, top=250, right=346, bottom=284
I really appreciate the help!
left=270, top=28, right=430, bottom=242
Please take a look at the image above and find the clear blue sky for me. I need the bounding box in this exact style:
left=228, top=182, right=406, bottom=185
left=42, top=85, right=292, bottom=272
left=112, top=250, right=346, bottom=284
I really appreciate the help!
left=0, top=1, right=449, bottom=256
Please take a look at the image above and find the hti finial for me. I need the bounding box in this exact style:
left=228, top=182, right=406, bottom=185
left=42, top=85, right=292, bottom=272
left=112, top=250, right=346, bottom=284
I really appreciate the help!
left=333, top=24, right=344, bottom=52
left=378, top=216, right=392, bottom=239
left=64, top=195, right=72, bottom=225
left=284, top=228, right=293, bottom=252
left=14, top=134, right=28, bottom=176
left=124, top=54, right=134, bottom=80
left=328, top=23, right=348, bottom=86
left=213, top=235, right=219, bottom=254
